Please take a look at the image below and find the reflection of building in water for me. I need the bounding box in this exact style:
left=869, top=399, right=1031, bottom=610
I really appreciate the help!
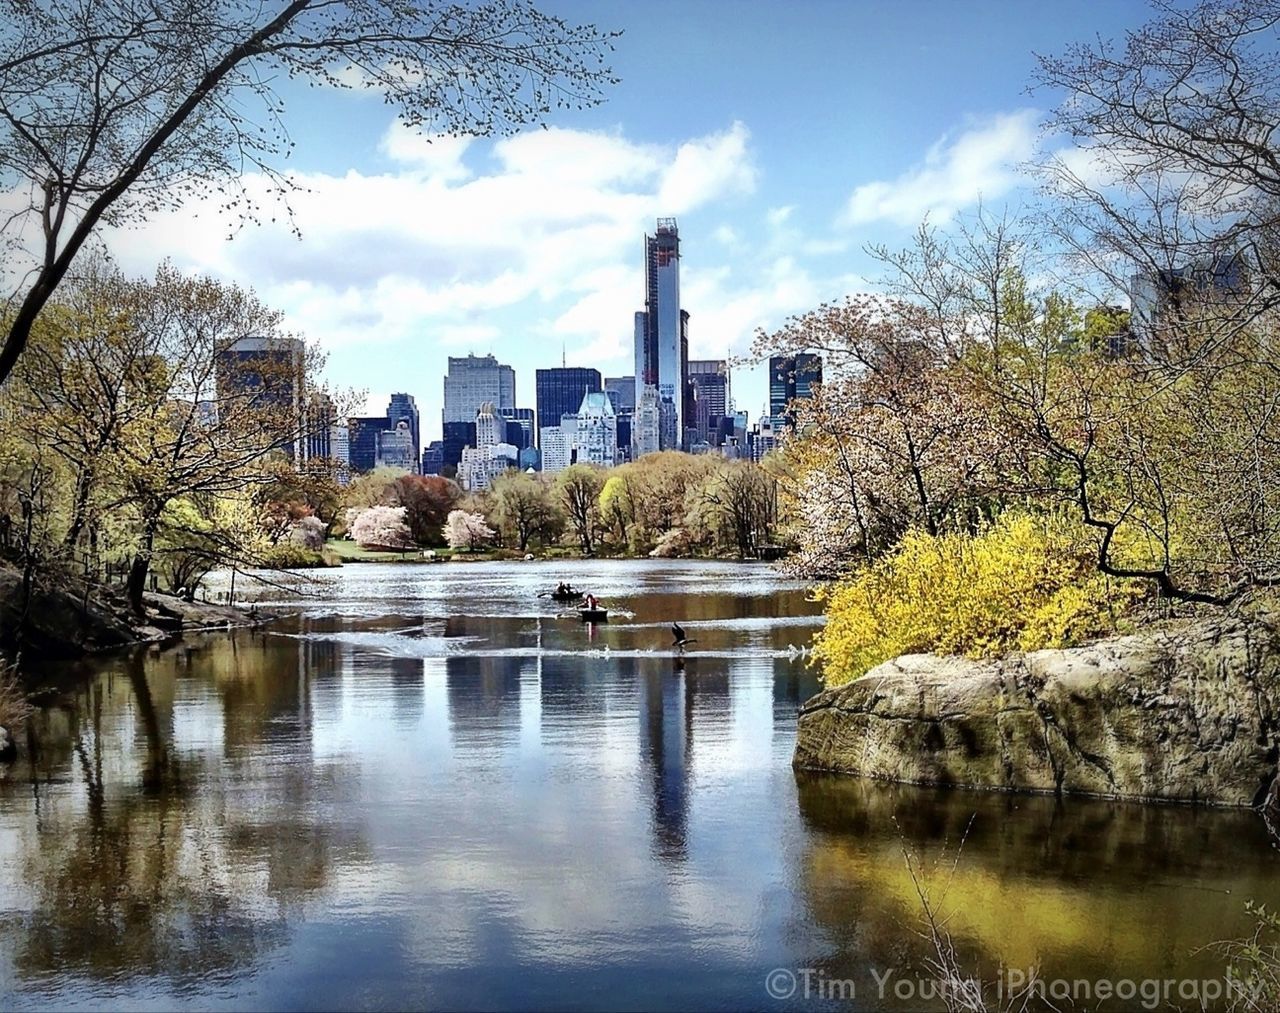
left=444, top=616, right=522, bottom=745
left=638, top=664, right=693, bottom=861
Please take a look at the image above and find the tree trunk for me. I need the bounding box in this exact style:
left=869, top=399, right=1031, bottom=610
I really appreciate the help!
left=126, top=514, right=160, bottom=615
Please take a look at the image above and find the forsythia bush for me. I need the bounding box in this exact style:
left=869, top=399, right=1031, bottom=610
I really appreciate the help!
left=813, top=512, right=1143, bottom=686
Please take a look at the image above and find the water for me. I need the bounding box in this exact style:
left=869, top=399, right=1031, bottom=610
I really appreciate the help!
left=0, top=560, right=1276, bottom=1011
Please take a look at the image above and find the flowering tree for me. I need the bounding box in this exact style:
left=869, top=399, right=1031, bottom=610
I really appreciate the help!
left=443, top=509, right=495, bottom=552
left=351, top=505, right=412, bottom=551
left=757, top=295, right=1012, bottom=578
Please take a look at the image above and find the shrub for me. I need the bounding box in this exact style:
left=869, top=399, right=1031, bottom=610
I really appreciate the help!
left=813, top=512, right=1143, bottom=687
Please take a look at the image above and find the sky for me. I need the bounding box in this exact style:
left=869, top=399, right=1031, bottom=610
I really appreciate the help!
left=104, top=0, right=1157, bottom=442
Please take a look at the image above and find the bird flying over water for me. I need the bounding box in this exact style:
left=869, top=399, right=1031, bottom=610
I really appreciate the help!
left=671, top=622, right=697, bottom=652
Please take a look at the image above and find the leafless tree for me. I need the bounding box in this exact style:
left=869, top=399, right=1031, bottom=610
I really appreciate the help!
left=0, top=0, right=619, bottom=385
left=1034, top=0, right=1280, bottom=333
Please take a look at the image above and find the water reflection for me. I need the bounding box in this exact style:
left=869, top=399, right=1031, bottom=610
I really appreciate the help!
left=0, top=561, right=1275, bottom=1011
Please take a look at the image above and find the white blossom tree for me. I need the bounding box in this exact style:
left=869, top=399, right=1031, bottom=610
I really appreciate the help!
left=443, top=509, right=495, bottom=552
left=351, top=505, right=412, bottom=551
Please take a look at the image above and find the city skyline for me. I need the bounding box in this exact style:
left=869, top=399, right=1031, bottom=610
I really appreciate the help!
left=92, top=1, right=1156, bottom=447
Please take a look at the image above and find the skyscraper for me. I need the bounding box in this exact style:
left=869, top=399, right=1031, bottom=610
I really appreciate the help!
left=443, top=353, right=516, bottom=424
left=574, top=391, right=618, bottom=467
left=441, top=354, right=513, bottom=470
left=634, top=219, right=689, bottom=451
left=535, top=367, right=601, bottom=442
left=387, top=393, right=420, bottom=472
left=216, top=335, right=306, bottom=461
left=688, top=359, right=730, bottom=445
left=604, top=375, right=636, bottom=413
left=769, top=353, right=823, bottom=424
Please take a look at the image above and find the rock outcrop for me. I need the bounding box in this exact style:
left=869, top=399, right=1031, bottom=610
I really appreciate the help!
left=0, top=568, right=262, bottom=657
left=794, top=612, right=1280, bottom=807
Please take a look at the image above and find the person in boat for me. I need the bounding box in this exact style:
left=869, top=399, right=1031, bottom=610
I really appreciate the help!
left=584, top=593, right=599, bottom=610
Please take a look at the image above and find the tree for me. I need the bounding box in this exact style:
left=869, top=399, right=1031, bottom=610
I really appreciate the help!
left=1035, top=0, right=1280, bottom=328
left=688, top=460, right=778, bottom=559
left=0, top=0, right=618, bottom=386
left=598, top=473, right=635, bottom=547
left=556, top=464, right=602, bottom=555
left=350, top=505, right=412, bottom=550
left=443, top=509, right=495, bottom=552
left=100, top=264, right=340, bottom=612
left=755, top=293, right=1012, bottom=577
left=389, top=475, right=459, bottom=546
left=491, top=472, right=558, bottom=552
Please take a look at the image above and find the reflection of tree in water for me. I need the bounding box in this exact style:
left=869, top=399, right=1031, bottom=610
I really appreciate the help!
left=789, top=772, right=1280, bottom=994
left=9, top=632, right=369, bottom=989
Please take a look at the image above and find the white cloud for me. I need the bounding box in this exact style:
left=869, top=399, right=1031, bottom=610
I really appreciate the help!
left=843, top=109, right=1039, bottom=227
left=656, top=121, right=757, bottom=214
left=92, top=117, right=766, bottom=429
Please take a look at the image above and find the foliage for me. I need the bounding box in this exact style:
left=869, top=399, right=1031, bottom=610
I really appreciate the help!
left=389, top=475, right=459, bottom=546
left=289, top=515, right=327, bottom=552
left=556, top=464, right=603, bottom=555
left=492, top=472, right=561, bottom=551
left=814, top=512, right=1143, bottom=687
left=350, top=505, right=412, bottom=551
left=0, top=660, right=33, bottom=730
left=443, top=510, right=495, bottom=552
left=257, top=542, right=328, bottom=569
left=0, top=0, right=618, bottom=385
left=685, top=459, right=779, bottom=558
left=756, top=294, right=1013, bottom=578
left=1215, top=901, right=1280, bottom=1012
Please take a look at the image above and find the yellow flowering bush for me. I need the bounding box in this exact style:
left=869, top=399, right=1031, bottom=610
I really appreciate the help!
left=813, top=512, right=1143, bottom=686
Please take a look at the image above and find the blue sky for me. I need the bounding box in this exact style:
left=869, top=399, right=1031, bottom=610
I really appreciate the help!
left=107, top=0, right=1156, bottom=440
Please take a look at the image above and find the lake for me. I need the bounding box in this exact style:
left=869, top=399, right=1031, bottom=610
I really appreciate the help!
left=0, top=560, right=1276, bottom=1011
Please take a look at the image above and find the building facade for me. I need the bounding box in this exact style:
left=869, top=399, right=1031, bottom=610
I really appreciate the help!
left=574, top=391, right=618, bottom=467
left=633, top=219, right=689, bottom=450
left=443, top=353, right=516, bottom=424
left=535, top=367, right=601, bottom=441
left=631, top=384, right=661, bottom=459
left=688, top=359, right=729, bottom=446
left=376, top=419, right=416, bottom=471
left=768, top=353, right=823, bottom=425
left=387, top=393, right=421, bottom=473
left=216, top=335, right=307, bottom=461
left=604, top=375, right=636, bottom=413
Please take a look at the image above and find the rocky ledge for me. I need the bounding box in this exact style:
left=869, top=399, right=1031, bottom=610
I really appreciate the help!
left=0, top=568, right=264, bottom=657
left=794, top=612, right=1280, bottom=807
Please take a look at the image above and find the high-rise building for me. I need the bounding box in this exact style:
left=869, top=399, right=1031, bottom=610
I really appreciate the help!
left=387, top=393, right=420, bottom=472
left=499, top=407, right=535, bottom=450
left=604, top=375, right=636, bottom=413
left=633, top=219, right=689, bottom=450
left=688, top=360, right=729, bottom=445
left=443, top=353, right=516, bottom=424
left=539, top=420, right=576, bottom=473
left=769, top=353, right=823, bottom=425
left=216, top=335, right=307, bottom=461
left=305, top=392, right=335, bottom=461
left=421, top=441, right=444, bottom=475
left=631, top=384, right=661, bottom=459
left=459, top=402, right=518, bottom=490
left=1129, top=254, right=1244, bottom=356
left=348, top=415, right=389, bottom=472
left=574, top=391, right=618, bottom=467
left=376, top=419, right=416, bottom=471
left=535, top=367, right=601, bottom=441
left=441, top=420, right=475, bottom=470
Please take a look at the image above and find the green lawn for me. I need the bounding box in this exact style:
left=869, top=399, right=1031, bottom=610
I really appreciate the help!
left=324, top=538, right=426, bottom=562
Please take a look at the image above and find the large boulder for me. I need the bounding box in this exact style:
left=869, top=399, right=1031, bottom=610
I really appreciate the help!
left=0, top=569, right=137, bottom=656
left=794, top=612, right=1280, bottom=807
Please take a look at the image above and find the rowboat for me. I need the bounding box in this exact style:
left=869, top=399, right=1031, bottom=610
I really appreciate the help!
left=579, top=608, right=608, bottom=623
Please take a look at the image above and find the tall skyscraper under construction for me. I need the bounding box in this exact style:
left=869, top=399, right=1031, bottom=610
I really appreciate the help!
left=633, top=218, right=689, bottom=453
